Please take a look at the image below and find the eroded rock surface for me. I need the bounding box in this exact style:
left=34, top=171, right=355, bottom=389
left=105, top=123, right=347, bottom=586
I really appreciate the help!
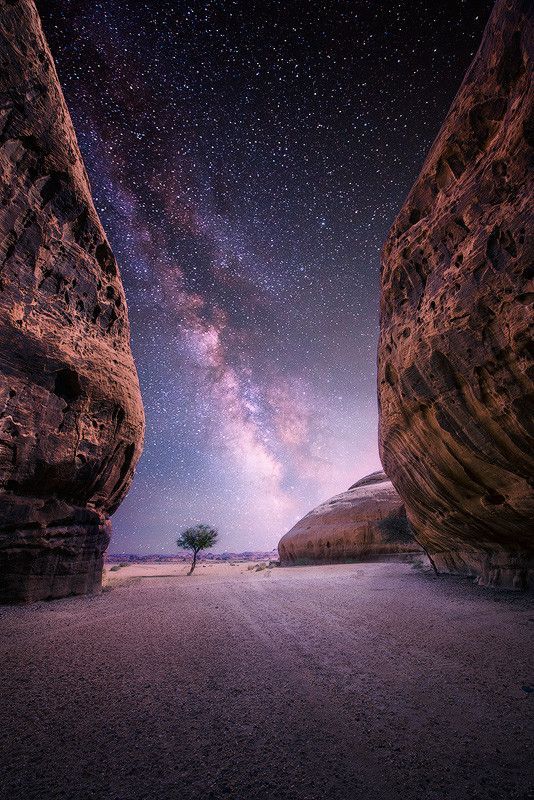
left=378, top=0, right=533, bottom=588
left=278, top=471, right=418, bottom=564
left=0, top=0, right=144, bottom=602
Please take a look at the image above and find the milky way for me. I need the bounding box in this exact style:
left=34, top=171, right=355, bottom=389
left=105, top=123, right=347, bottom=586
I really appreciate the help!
left=39, top=0, right=493, bottom=553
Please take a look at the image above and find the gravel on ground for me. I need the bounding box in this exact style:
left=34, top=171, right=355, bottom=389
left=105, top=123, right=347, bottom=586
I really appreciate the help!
left=1, top=560, right=533, bottom=800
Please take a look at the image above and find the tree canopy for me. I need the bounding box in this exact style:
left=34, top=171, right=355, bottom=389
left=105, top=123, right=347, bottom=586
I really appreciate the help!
left=176, top=524, right=219, bottom=553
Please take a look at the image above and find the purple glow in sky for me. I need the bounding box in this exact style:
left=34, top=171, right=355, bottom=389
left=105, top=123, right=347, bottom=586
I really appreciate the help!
left=39, top=0, right=493, bottom=552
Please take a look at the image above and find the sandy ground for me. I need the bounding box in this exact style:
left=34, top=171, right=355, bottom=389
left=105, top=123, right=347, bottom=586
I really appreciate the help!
left=1, top=560, right=533, bottom=800
left=102, top=559, right=267, bottom=585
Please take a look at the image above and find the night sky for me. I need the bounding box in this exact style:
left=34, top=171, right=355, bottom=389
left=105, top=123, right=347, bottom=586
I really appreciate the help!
left=38, top=0, right=494, bottom=553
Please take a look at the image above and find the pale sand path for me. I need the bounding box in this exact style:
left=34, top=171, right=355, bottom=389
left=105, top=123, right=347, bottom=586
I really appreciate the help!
left=0, top=561, right=533, bottom=800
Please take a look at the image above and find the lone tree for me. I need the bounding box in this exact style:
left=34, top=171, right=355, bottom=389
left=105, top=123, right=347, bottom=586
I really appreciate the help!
left=176, top=524, right=219, bottom=575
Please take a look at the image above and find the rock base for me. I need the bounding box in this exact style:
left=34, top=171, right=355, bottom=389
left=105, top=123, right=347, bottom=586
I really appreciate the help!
left=0, top=522, right=111, bottom=603
left=432, top=548, right=533, bottom=591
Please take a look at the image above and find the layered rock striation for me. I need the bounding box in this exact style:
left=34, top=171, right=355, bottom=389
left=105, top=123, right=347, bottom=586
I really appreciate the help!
left=278, top=471, right=419, bottom=564
left=378, top=0, right=533, bottom=588
left=0, top=0, right=144, bottom=602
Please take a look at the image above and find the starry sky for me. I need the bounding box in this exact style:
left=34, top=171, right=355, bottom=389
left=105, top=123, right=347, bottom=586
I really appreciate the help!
left=39, top=0, right=493, bottom=553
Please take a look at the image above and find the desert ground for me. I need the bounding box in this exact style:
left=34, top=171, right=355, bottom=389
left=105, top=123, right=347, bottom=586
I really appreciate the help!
left=1, top=560, right=533, bottom=800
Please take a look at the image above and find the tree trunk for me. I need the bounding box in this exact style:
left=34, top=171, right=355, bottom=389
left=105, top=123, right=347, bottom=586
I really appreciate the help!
left=188, top=549, right=198, bottom=576
left=412, top=534, right=440, bottom=576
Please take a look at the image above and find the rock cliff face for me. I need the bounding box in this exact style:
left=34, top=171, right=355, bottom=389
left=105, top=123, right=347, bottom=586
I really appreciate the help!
left=0, top=0, right=145, bottom=602
left=278, top=471, right=418, bottom=564
left=378, top=0, right=533, bottom=588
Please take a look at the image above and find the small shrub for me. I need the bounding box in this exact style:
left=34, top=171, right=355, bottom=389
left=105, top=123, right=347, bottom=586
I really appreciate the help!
left=377, top=511, right=414, bottom=544
left=378, top=510, right=439, bottom=576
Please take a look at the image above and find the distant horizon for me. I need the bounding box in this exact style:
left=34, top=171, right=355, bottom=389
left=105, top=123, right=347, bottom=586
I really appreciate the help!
left=108, top=461, right=382, bottom=554
left=106, top=542, right=284, bottom=557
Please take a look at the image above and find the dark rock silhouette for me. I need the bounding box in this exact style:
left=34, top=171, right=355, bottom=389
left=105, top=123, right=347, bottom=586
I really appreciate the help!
left=378, top=0, right=533, bottom=588
left=278, top=471, right=418, bottom=564
left=0, top=0, right=145, bottom=602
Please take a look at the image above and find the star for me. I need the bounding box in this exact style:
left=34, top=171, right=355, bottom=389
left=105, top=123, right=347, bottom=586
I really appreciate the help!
left=38, top=0, right=494, bottom=553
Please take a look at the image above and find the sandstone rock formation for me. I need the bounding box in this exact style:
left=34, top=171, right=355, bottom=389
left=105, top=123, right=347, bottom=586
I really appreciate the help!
left=0, top=0, right=145, bottom=602
left=278, top=471, right=419, bottom=564
left=378, top=0, right=533, bottom=588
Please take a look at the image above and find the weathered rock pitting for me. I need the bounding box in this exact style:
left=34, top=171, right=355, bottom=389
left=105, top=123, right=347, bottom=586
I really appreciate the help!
left=0, top=0, right=144, bottom=602
left=378, top=0, right=533, bottom=588
left=278, top=471, right=418, bottom=564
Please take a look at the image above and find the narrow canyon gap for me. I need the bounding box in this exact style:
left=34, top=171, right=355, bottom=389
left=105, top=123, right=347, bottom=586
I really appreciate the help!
left=37, top=0, right=495, bottom=554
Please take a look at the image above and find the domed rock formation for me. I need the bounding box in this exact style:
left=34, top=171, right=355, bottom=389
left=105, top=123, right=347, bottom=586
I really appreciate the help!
left=0, top=1, right=144, bottom=602
left=378, top=0, right=533, bottom=588
left=278, top=471, right=419, bottom=564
